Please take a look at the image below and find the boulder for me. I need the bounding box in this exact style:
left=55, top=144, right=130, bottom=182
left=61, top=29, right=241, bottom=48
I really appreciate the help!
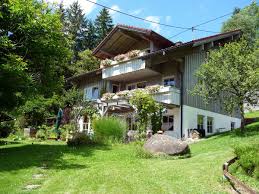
left=144, top=134, right=189, bottom=155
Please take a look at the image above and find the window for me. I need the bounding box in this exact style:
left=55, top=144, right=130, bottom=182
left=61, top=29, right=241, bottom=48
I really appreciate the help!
left=163, top=76, right=175, bottom=87
left=231, top=122, right=235, bottom=130
left=197, top=115, right=204, bottom=130
left=112, top=84, right=119, bottom=93
left=92, top=87, right=99, bottom=99
left=127, top=84, right=135, bottom=90
left=163, top=115, right=174, bottom=131
left=127, top=82, right=146, bottom=90
left=136, top=82, right=146, bottom=88
left=207, top=117, right=213, bottom=133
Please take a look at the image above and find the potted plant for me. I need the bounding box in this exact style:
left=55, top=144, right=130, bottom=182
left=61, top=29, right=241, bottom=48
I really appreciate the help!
left=127, top=50, right=141, bottom=59
left=100, top=59, right=113, bottom=68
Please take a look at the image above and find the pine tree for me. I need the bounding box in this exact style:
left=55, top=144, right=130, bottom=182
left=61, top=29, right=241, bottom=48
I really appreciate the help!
left=82, top=19, right=97, bottom=50
left=95, top=8, right=114, bottom=45
left=65, top=1, right=85, bottom=61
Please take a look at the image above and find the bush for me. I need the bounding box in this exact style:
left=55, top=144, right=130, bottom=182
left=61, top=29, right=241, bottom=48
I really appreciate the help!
left=67, top=132, right=93, bottom=146
left=36, top=129, right=47, bottom=140
left=234, top=143, right=259, bottom=179
left=92, top=117, right=127, bottom=143
left=0, top=121, right=14, bottom=138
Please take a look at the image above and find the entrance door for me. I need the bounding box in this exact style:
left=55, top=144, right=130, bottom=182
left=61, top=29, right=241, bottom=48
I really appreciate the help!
left=162, top=115, right=174, bottom=131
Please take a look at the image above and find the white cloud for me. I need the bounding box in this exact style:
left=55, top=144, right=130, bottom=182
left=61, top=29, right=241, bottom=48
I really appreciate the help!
left=130, top=9, right=143, bottom=15
left=145, top=16, right=160, bottom=32
left=45, top=0, right=97, bottom=15
left=109, top=5, right=120, bottom=15
left=165, top=16, right=171, bottom=23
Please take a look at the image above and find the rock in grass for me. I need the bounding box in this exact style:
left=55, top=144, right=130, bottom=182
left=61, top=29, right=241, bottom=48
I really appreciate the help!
left=144, top=134, right=189, bottom=156
left=24, top=184, right=41, bottom=190
left=32, top=174, right=45, bottom=179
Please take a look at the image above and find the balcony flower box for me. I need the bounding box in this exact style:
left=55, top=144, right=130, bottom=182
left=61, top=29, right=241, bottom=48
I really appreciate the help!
left=114, top=54, right=128, bottom=62
left=100, top=59, right=113, bottom=68
left=101, top=92, right=115, bottom=101
left=146, top=85, right=162, bottom=94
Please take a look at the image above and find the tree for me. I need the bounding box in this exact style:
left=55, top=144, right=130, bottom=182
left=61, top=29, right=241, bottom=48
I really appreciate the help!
left=130, top=90, right=158, bottom=132
left=192, top=39, right=259, bottom=132
left=222, top=2, right=259, bottom=42
left=65, top=1, right=85, bottom=61
left=0, top=0, right=71, bottom=124
left=70, top=49, right=99, bottom=75
left=82, top=19, right=98, bottom=50
left=95, top=8, right=113, bottom=45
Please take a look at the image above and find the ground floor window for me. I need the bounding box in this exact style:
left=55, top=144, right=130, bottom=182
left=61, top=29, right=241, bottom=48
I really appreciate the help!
left=207, top=117, right=213, bottom=133
left=231, top=122, right=235, bottom=130
left=163, top=115, right=174, bottom=130
left=197, top=115, right=204, bottom=130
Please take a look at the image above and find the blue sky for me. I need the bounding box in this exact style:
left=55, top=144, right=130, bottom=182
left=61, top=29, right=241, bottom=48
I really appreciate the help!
left=49, top=0, right=257, bottom=42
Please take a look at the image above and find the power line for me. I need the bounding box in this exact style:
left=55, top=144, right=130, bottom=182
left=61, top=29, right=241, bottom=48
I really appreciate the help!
left=168, top=1, right=259, bottom=39
left=168, top=13, right=233, bottom=39
left=85, top=0, right=219, bottom=34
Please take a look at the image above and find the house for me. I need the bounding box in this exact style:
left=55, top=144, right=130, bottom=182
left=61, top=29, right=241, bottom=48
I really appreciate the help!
left=68, top=24, right=242, bottom=139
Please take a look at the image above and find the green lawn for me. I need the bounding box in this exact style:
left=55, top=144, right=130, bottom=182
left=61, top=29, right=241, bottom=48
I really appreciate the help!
left=245, top=110, right=259, bottom=118
left=0, top=123, right=259, bottom=194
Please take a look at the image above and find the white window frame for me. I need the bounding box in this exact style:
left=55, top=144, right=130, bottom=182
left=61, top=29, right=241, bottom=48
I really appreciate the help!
left=162, top=115, right=174, bottom=131
left=162, top=76, right=175, bottom=87
left=197, top=115, right=204, bottom=130
left=91, top=86, right=99, bottom=100
left=207, top=116, right=213, bottom=133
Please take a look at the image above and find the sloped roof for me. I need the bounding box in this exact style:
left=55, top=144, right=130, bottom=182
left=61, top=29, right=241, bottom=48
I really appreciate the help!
left=92, top=24, right=174, bottom=59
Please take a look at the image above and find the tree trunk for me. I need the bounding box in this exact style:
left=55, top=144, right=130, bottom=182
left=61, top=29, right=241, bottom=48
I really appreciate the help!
left=239, top=103, right=245, bottom=134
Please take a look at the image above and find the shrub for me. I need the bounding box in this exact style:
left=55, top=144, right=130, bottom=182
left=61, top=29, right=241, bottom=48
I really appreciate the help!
left=0, top=121, right=14, bottom=138
left=234, top=143, right=259, bottom=179
left=67, top=132, right=93, bottom=146
left=101, top=93, right=115, bottom=101
left=100, top=59, right=112, bottom=67
left=36, top=129, right=47, bottom=140
left=92, top=117, right=127, bottom=143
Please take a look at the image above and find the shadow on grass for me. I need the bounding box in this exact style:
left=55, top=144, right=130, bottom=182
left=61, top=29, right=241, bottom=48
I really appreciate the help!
left=0, top=141, right=110, bottom=172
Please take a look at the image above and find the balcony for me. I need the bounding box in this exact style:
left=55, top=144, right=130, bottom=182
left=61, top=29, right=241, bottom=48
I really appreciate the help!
left=101, top=86, right=180, bottom=106
left=102, top=59, right=160, bottom=82
left=152, top=86, right=180, bottom=105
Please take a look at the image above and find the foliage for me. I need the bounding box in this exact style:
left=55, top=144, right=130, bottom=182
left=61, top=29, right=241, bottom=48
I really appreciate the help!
left=36, top=129, right=47, bottom=140
left=19, top=95, right=62, bottom=127
left=95, top=8, right=114, bottom=45
left=92, top=116, right=127, bottom=143
left=64, top=87, right=99, bottom=132
left=0, top=121, right=14, bottom=138
left=71, top=49, right=100, bottom=75
left=133, top=141, right=154, bottom=159
left=67, top=132, right=93, bottom=146
left=192, top=39, right=259, bottom=132
left=151, top=104, right=163, bottom=134
left=146, top=85, right=161, bottom=93
left=127, top=50, right=141, bottom=58
left=101, top=92, right=115, bottom=100
left=114, top=54, right=127, bottom=62
left=222, top=2, right=259, bottom=43
left=100, top=59, right=112, bottom=67
left=0, top=0, right=72, bottom=124
left=234, top=143, right=259, bottom=179
left=130, top=90, right=158, bottom=132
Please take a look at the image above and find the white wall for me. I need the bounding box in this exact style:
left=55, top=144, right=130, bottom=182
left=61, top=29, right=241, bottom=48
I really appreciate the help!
left=163, top=108, right=181, bottom=139
left=182, top=105, right=241, bottom=138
